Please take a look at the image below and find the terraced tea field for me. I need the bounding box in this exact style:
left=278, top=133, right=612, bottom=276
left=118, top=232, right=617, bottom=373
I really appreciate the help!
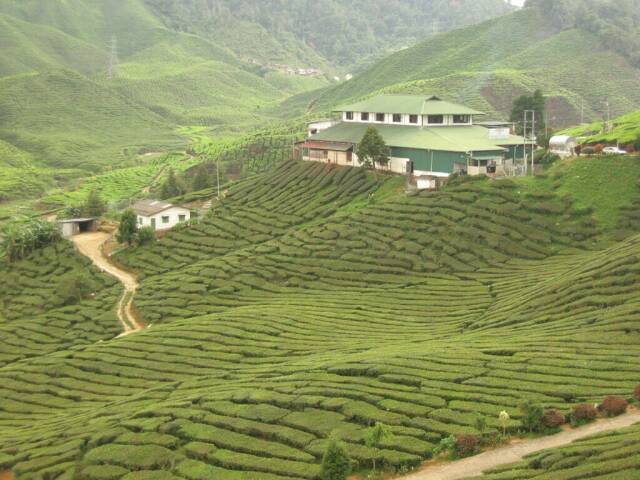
left=1, top=161, right=640, bottom=479
left=474, top=422, right=640, bottom=480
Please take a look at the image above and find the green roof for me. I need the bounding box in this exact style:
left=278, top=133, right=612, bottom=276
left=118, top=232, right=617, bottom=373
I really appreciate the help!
left=335, top=94, right=484, bottom=116
left=309, top=123, right=526, bottom=153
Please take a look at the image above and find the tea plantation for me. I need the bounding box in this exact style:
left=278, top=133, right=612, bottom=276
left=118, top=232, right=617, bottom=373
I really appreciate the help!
left=1, top=160, right=640, bottom=479
left=475, top=423, right=640, bottom=479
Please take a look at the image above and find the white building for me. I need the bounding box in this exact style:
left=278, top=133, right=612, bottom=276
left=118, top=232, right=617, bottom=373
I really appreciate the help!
left=132, top=200, right=191, bottom=231
left=549, top=135, right=577, bottom=158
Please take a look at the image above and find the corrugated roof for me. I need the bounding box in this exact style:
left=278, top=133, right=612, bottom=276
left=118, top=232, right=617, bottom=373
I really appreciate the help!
left=309, top=123, right=525, bottom=153
left=133, top=199, right=182, bottom=216
left=335, top=94, right=484, bottom=116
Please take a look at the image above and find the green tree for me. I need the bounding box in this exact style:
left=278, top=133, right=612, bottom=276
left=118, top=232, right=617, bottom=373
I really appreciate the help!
left=136, top=226, right=156, bottom=246
left=160, top=169, right=185, bottom=199
left=364, top=422, right=393, bottom=471
left=58, top=272, right=97, bottom=306
left=117, top=209, right=138, bottom=246
left=321, top=437, right=351, bottom=480
left=2, top=220, right=61, bottom=263
left=475, top=414, right=488, bottom=436
left=510, top=89, right=546, bottom=136
left=83, top=188, right=107, bottom=217
left=356, top=126, right=390, bottom=169
left=499, top=411, right=510, bottom=436
left=519, top=400, right=544, bottom=433
left=192, top=165, right=211, bottom=191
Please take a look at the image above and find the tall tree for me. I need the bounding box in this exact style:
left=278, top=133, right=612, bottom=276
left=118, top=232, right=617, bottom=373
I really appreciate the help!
left=191, top=165, right=211, bottom=191
left=364, top=422, right=393, bottom=471
left=160, top=169, right=184, bottom=199
left=321, top=438, right=351, bottom=480
left=116, top=209, right=138, bottom=246
left=510, top=89, right=546, bottom=136
left=356, top=126, right=390, bottom=169
left=83, top=189, right=106, bottom=217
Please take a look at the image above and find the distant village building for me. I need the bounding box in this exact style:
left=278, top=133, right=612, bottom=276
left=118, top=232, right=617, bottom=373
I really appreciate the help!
left=549, top=135, right=577, bottom=158
left=57, top=218, right=97, bottom=238
left=132, top=200, right=191, bottom=231
left=299, top=95, right=530, bottom=179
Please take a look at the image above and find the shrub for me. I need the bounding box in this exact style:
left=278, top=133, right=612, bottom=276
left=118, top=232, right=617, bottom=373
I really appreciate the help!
left=433, top=435, right=456, bottom=457
left=600, top=396, right=628, bottom=417
left=117, top=209, right=138, bottom=246
left=634, top=385, right=640, bottom=402
left=58, top=273, right=97, bottom=306
left=573, top=403, right=598, bottom=424
left=2, top=220, right=61, bottom=262
left=542, top=409, right=565, bottom=429
left=136, top=227, right=156, bottom=246
left=321, top=438, right=351, bottom=480
left=582, top=146, right=596, bottom=155
left=455, top=435, right=479, bottom=457
left=520, top=400, right=544, bottom=433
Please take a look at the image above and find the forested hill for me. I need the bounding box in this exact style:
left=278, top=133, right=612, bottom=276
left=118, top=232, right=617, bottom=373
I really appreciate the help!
left=526, top=0, right=640, bottom=66
left=144, top=0, right=515, bottom=68
left=298, top=3, right=640, bottom=128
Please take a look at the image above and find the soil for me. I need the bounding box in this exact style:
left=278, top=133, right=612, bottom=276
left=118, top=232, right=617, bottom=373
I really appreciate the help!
left=72, top=232, right=142, bottom=336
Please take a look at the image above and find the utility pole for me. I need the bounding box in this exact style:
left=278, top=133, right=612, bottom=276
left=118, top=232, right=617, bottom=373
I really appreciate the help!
left=107, top=35, right=119, bottom=79
left=523, top=110, right=536, bottom=176
left=216, top=156, right=221, bottom=200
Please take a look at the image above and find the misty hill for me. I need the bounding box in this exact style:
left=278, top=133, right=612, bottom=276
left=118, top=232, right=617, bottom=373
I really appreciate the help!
left=300, top=5, right=640, bottom=128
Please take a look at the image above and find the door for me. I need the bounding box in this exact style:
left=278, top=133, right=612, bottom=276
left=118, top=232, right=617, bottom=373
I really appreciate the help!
left=151, top=218, right=156, bottom=230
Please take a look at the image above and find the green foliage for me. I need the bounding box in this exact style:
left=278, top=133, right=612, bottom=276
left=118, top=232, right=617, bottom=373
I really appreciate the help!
left=83, top=189, right=107, bottom=218
left=58, top=272, right=98, bottom=306
left=365, top=422, right=393, bottom=470
left=510, top=89, right=546, bottom=136
left=191, top=166, right=211, bottom=192
left=356, top=126, right=390, bottom=169
left=475, top=414, right=488, bottom=435
left=160, top=169, right=185, bottom=200
left=433, top=435, right=457, bottom=457
left=1, top=219, right=61, bottom=262
left=519, top=400, right=544, bottom=433
left=136, top=226, right=156, bottom=246
left=321, top=438, right=351, bottom=480
left=117, top=209, right=138, bottom=246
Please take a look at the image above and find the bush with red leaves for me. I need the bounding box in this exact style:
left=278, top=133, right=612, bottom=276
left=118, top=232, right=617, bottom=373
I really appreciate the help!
left=634, top=385, right=640, bottom=402
left=573, top=403, right=598, bottom=423
left=455, top=435, right=479, bottom=457
left=542, top=409, right=566, bottom=428
left=600, top=396, right=628, bottom=417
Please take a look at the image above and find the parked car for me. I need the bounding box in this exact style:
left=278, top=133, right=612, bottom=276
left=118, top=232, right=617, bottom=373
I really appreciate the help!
left=603, top=146, right=627, bottom=155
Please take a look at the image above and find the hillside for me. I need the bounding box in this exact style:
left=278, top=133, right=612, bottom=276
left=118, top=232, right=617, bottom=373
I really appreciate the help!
left=561, top=109, right=640, bottom=147
left=2, top=158, right=640, bottom=478
left=293, top=6, right=640, bottom=128
left=143, top=0, right=515, bottom=69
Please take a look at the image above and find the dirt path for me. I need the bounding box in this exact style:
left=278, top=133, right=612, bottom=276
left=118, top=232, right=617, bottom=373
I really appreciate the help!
left=72, top=232, right=142, bottom=336
left=400, top=409, right=640, bottom=480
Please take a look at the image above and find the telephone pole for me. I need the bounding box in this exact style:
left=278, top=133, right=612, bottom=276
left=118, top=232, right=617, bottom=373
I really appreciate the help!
left=523, top=110, right=536, bottom=176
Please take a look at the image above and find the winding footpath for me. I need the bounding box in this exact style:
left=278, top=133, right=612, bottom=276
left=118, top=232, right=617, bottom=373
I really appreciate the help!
left=400, top=409, right=640, bottom=480
left=72, top=232, right=143, bottom=336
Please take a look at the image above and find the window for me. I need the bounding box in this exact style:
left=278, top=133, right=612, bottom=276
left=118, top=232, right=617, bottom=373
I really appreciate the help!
left=179, top=215, right=186, bottom=222
left=393, top=114, right=402, bottom=123
left=409, top=114, right=419, bottom=124
left=376, top=113, right=385, bottom=122
left=428, top=115, right=444, bottom=124
left=361, top=112, right=369, bottom=121
left=345, top=112, right=354, bottom=120
left=162, top=216, right=170, bottom=224
left=453, top=114, right=470, bottom=124
left=138, top=217, right=143, bottom=225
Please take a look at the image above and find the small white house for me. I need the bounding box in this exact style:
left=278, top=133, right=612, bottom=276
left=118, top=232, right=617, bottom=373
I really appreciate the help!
left=132, top=200, right=191, bottom=231
left=549, top=135, right=577, bottom=158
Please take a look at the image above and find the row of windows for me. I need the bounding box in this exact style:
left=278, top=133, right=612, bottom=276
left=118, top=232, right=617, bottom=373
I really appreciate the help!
left=138, top=214, right=187, bottom=225
left=344, top=112, right=470, bottom=125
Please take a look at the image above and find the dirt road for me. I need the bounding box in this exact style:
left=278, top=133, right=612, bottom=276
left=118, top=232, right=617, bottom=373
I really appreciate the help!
left=72, top=232, right=142, bottom=336
left=400, top=409, right=640, bottom=480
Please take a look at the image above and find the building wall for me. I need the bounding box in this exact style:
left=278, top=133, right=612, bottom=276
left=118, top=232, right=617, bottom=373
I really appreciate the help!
left=138, top=207, right=191, bottom=231
left=391, top=147, right=470, bottom=174
left=342, top=112, right=473, bottom=127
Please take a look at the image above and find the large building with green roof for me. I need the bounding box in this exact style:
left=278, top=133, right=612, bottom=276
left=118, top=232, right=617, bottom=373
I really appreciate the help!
left=301, top=94, right=529, bottom=178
